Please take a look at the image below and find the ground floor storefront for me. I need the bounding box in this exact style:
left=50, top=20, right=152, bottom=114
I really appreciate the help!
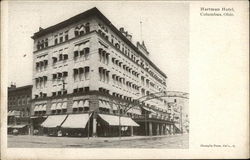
left=30, top=113, right=175, bottom=137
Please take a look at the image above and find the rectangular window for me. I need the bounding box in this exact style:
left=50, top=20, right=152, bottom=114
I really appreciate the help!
left=84, top=87, right=89, bottom=92
left=52, top=92, right=56, bottom=96
left=54, top=35, right=58, bottom=45
left=59, top=54, right=63, bottom=61
left=60, top=37, right=63, bottom=43
left=85, top=67, right=90, bottom=80
left=73, top=88, right=78, bottom=93
left=65, top=31, right=68, bottom=41
left=63, top=54, right=68, bottom=60
left=45, top=39, right=48, bottom=47
left=84, top=48, right=90, bottom=60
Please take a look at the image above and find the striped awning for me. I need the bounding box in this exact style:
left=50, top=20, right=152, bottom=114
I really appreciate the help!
left=41, top=115, right=67, bottom=128
left=98, top=114, right=139, bottom=127
left=72, top=101, right=78, bottom=108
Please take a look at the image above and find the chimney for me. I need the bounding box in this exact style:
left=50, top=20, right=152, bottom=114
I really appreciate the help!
left=39, top=27, right=44, bottom=31
left=119, top=27, right=124, bottom=32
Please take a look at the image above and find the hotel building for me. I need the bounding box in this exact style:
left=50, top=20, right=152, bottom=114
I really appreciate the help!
left=31, top=7, right=173, bottom=137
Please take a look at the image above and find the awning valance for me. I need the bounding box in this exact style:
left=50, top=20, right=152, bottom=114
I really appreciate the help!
left=61, top=113, right=92, bottom=128
left=98, top=114, right=139, bottom=127
left=41, top=115, right=67, bottom=128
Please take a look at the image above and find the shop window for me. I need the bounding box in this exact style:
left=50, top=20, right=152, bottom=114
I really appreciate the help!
left=73, top=108, right=77, bottom=112
left=62, top=109, right=67, bottom=113
left=63, top=90, right=67, bottom=95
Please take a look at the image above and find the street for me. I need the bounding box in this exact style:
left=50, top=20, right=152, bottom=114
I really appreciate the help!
left=8, top=134, right=189, bottom=148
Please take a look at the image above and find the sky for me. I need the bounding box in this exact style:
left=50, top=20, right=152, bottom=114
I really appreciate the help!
left=7, top=1, right=189, bottom=93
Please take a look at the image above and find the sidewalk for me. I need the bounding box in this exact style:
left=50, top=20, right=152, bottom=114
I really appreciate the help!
left=75, top=134, right=185, bottom=142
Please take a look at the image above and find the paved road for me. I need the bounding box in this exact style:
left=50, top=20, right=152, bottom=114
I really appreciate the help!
left=8, top=134, right=189, bottom=148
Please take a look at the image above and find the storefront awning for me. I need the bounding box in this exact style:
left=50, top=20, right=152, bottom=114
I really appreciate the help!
left=61, top=113, right=92, bottom=129
left=41, top=115, right=67, bottom=128
left=98, top=114, right=139, bottom=127
left=11, top=124, right=27, bottom=129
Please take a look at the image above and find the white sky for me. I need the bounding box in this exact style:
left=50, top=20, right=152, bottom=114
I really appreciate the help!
left=7, top=1, right=189, bottom=93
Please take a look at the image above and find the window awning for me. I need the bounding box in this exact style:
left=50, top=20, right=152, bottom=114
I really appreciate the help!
left=98, top=114, right=139, bottom=127
left=41, top=115, right=67, bottom=128
left=34, top=105, right=38, bottom=112
left=38, top=105, right=43, bottom=111
left=78, top=100, right=84, bottom=108
left=56, top=103, right=62, bottom=110
left=62, top=102, right=67, bottom=109
left=103, top=101, right=110, bottom=109
left=99, top=100, right=104, bottom=108
left=83, top=100, right=89, bottom=107
left=51, top=103, right=56, bottom=110
left=61, top=113, right=92, bottom=129
left=42, top=104, right=47, bottom=111
left=72, top=101, right=78, bottom=108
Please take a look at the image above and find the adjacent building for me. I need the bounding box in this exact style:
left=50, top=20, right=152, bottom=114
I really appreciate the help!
left=165, top=91, right=189, bottom=133
left=7, top=84, right=32, bottom=134
left=30, top=7, right=173, bottom=137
